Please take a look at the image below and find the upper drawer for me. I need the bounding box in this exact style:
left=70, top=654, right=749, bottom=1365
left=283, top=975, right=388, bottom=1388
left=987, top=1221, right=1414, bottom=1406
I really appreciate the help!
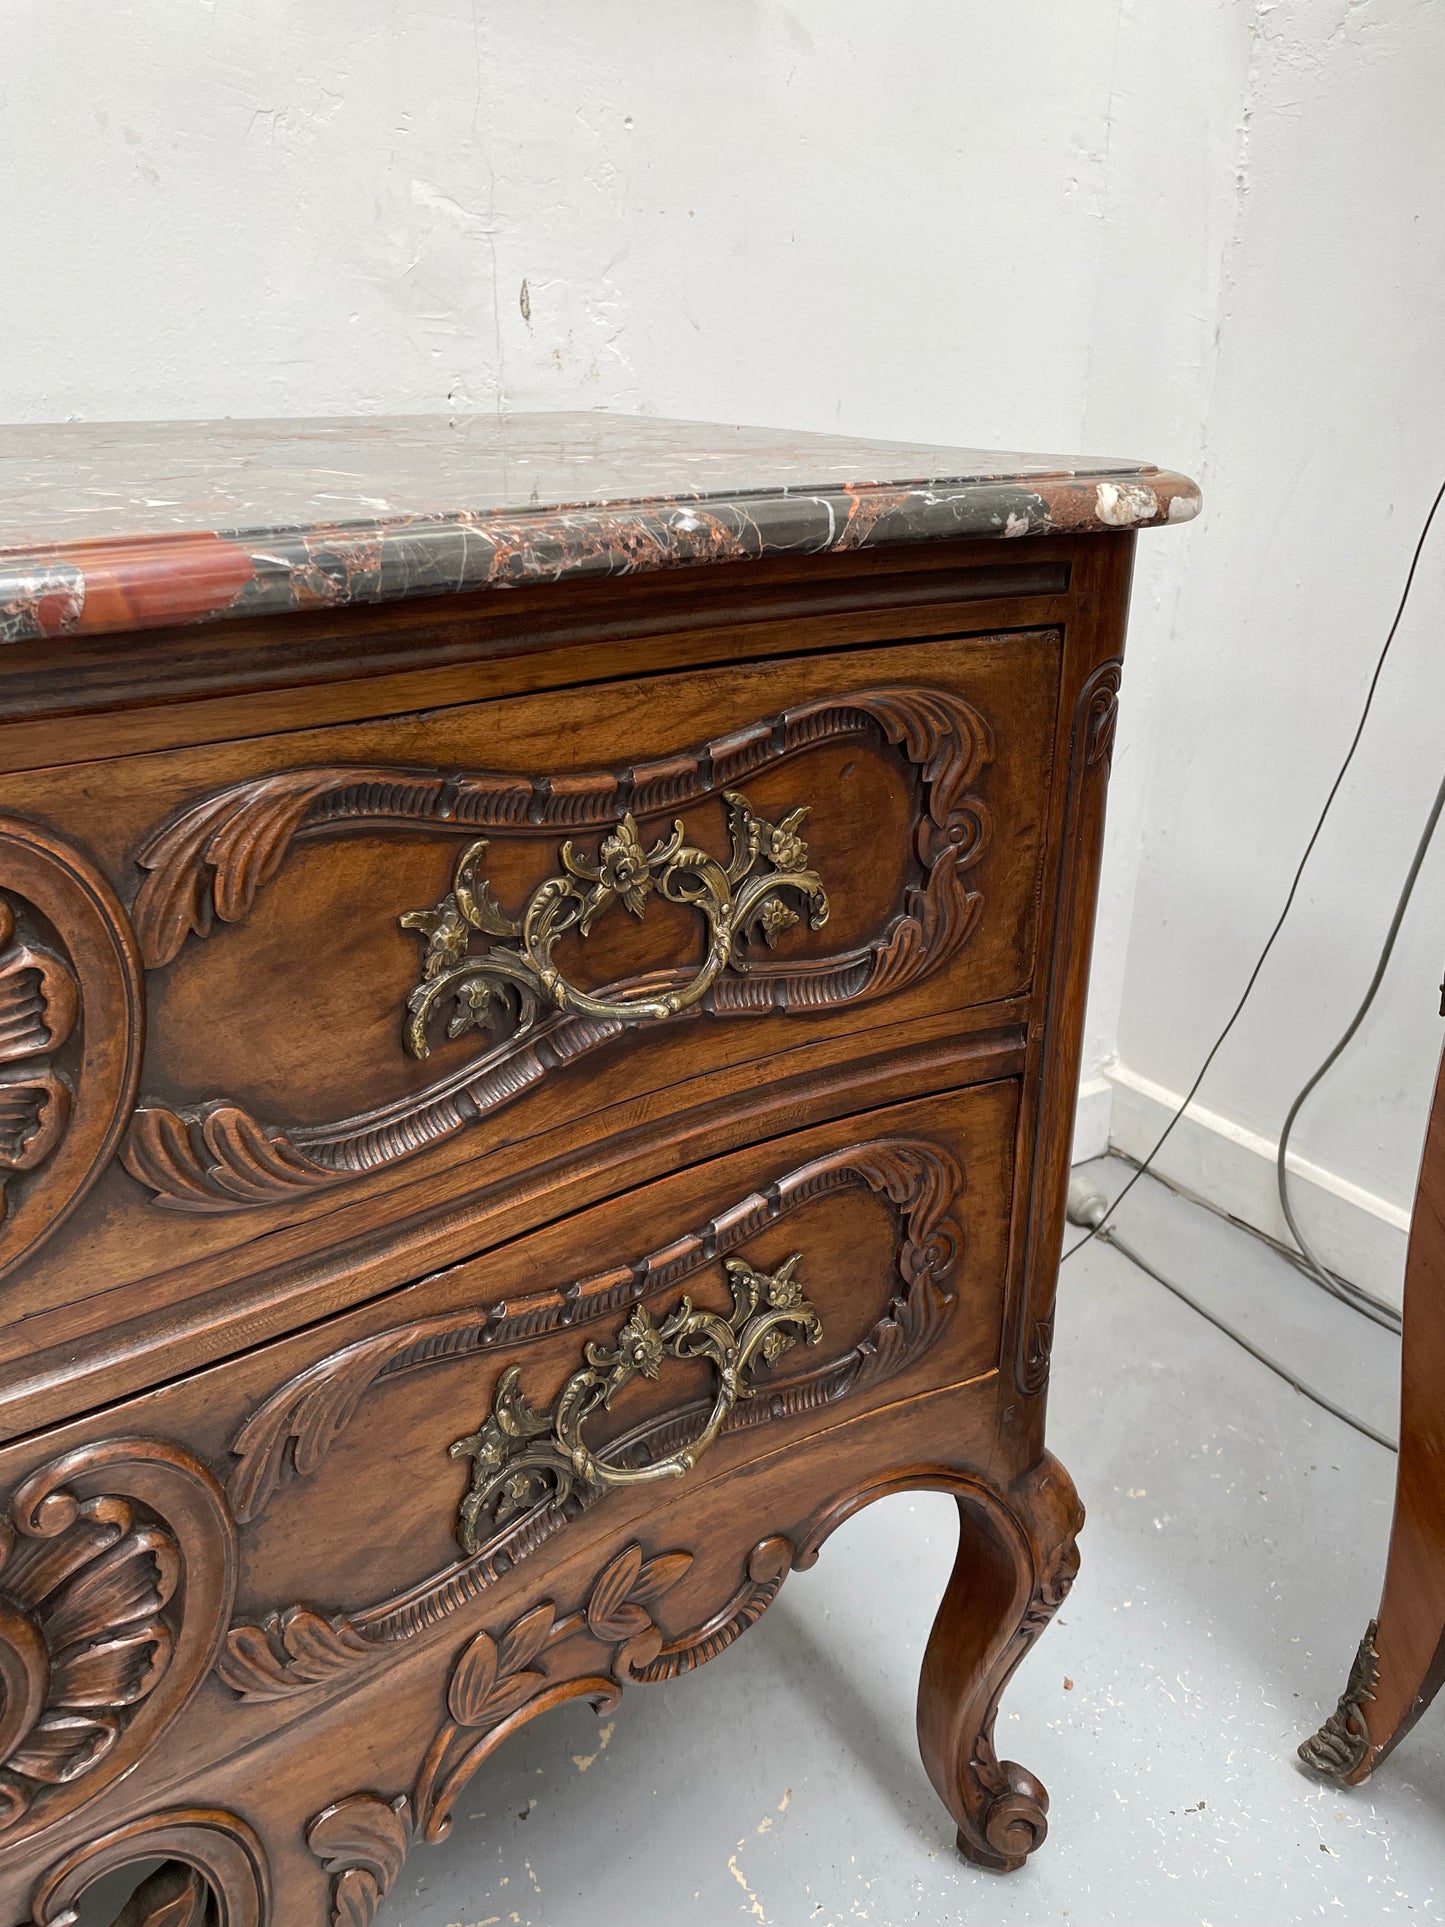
left=0, top=629, right=1057, bottom=1357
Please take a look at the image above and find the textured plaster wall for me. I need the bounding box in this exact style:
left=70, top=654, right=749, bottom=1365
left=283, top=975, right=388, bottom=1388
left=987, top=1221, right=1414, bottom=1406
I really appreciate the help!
left=2, top=1, right=1438, bottom=1281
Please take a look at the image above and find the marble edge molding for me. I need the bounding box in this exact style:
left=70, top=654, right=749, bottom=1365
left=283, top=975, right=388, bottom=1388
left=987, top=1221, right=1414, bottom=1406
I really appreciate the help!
left=0, top=470, right=1201, bottom=645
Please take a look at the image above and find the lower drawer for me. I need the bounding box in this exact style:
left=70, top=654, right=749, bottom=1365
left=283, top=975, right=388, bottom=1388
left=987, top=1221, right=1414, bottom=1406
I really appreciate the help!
left=0, top=1078, right=1018, bottom=1893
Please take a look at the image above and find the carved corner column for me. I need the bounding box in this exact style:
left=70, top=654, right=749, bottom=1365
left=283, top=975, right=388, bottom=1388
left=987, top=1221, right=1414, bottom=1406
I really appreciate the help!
left=1012, top=653, right=1123, bottom=1403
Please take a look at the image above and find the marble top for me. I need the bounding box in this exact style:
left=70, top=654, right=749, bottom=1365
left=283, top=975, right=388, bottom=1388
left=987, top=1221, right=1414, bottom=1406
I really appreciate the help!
left=0, top=412, right=1200, bottom=643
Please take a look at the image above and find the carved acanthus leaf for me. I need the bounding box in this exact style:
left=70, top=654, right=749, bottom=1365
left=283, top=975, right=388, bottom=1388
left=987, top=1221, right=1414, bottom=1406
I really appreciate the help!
left=630, top=1537, right=793, bottom=1683
left=447, top=1602, right=555, bottom=1727
left=217, top=1607, right=378, bottom=1703
left=309, top=1542, right=697, bottom=1919
left=121, top=1103, right=330, bottom=1213
left=585, top=1544, right=694, bottom=1644
left=133, top=769, right=426, bottom=970
left=226, top=1324, right=438, bottom=1526
left=307, top=1792, right=412, bottom=1927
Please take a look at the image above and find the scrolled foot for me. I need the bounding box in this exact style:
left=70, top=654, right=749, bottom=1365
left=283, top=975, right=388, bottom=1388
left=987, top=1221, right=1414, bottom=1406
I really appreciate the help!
left=957, top=1757, right=1050, bottom=1871
left=916, top=1452, right=1081, bottom=1871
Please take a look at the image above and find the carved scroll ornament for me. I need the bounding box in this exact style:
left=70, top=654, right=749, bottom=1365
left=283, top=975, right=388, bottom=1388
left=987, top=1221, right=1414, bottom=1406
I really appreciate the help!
left=216, top=1136, right=962, bottom=1703
left=306, top=1540, right=694, bottom=1925
left=307, top=1456, right=1081, bottom=1922
left=121, top=687, right=992, bottom=1212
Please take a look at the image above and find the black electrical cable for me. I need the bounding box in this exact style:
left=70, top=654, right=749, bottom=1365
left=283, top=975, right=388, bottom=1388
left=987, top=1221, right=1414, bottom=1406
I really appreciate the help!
left=1067, top=1185, right=1397, bottom=1451
left=1113, top=1142, right=1400, bottom=1303
left=1062, top=473, right=1445, bottom=1272
left=1101, top=1223, right=1398, bottom=1453
left=1274, top=765, right=1445, bottom=1333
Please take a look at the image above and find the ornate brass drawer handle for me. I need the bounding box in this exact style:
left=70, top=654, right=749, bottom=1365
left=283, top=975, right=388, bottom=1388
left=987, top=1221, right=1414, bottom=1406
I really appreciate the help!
left=402, top=790, right=828, bottom=1059
left=449, top=1252, right=821, bottom=1554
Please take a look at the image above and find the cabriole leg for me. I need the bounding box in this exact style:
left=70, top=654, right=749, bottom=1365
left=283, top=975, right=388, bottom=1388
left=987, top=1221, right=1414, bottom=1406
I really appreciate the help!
left=916, top=1452, right=1083, bottom=1871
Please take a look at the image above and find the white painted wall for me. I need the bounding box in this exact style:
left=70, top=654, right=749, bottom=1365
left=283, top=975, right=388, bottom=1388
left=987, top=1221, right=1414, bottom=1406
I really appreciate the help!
left=1, top=0, right=1225, bottom=1142
left=3, top=2, right=1438, bottom=1298
left=1106, top=0, right=1445, bottom=1304
left=1, top=0, right=1150, bottom=433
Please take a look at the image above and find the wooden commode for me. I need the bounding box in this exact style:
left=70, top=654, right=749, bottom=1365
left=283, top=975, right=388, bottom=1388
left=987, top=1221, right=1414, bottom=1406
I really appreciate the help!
left=0, top=414, right=1198, bottom=1923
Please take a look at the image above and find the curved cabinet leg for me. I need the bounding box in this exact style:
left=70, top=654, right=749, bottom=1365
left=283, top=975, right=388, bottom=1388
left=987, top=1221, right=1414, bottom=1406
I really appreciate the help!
left=1300, top=1041, right=1445, bottom=1785
left=1363, top=1596, right=1445, bottom=1781
left=916, top=1452, right=1083, bottom=1871
left=1299, top=1418, right=1445, bottom=1786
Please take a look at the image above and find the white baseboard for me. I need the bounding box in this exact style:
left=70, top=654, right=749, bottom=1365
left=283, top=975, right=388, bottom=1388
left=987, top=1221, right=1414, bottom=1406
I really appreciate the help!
left=1070, top=1073, right=1115, bottom=1166
left=1098, top=1060, right=1409, bottom=1311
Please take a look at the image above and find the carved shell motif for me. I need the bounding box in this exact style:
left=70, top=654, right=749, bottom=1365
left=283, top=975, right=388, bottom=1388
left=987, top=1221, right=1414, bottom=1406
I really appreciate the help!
left=0, top=820, right=146, bottom=1283
left=0, top=1494, right=178, bottom=1829
left=0, top=896, right=77, bottom=1215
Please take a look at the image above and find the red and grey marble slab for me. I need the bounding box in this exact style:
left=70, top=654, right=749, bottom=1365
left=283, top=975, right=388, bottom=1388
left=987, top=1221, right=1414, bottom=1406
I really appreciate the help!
left=0, top=412, right=1200, bottom=643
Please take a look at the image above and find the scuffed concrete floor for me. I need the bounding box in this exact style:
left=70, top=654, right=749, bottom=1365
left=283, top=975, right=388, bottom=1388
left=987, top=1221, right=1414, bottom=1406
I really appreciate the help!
left=377, top=1155, right=1443, bottom=1926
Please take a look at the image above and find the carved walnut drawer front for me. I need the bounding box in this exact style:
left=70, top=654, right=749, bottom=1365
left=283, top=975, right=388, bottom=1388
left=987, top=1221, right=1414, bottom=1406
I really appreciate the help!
left=0, top=413, right=1198, bottom=1923
left=0, top=1085, right=1014, bottom=1904
left=0, top=634, right=1058, bottom=1420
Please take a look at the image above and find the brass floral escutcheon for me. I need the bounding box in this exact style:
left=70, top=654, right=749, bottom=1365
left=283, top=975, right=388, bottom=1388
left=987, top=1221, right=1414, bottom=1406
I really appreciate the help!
left=400, top=790, right=828, bottom=1059
left=449, top=1253, right=821, bottom=1555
